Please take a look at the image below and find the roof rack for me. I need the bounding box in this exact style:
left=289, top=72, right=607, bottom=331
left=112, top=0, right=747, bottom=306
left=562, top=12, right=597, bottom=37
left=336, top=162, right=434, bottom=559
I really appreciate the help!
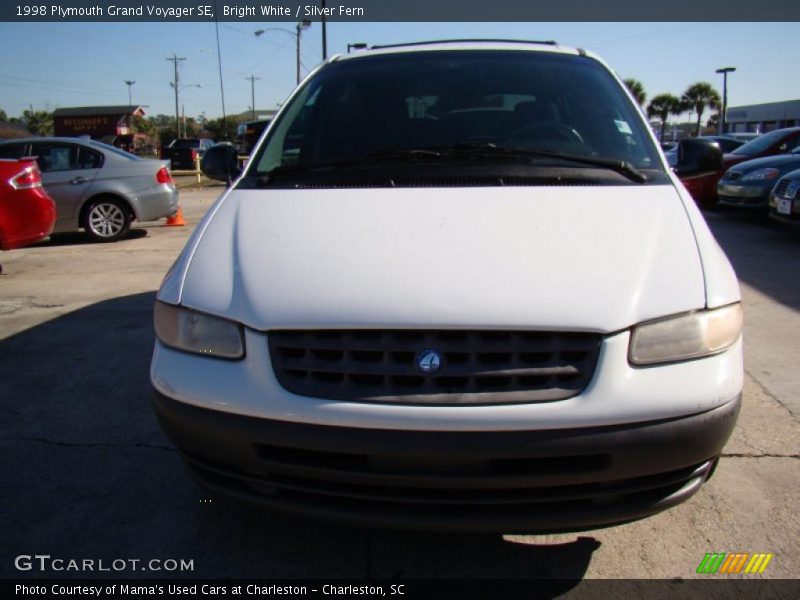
left=369, top=39, right=558, bottom=50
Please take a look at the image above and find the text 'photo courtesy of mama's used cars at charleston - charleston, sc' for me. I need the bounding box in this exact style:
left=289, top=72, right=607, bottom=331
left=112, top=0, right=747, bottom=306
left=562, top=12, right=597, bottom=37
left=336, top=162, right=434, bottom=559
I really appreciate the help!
left=151, top=40, right=744, bottom=533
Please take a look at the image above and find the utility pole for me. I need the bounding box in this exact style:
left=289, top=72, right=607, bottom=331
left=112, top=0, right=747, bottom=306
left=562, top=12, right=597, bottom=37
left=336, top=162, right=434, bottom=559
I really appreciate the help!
left=321, top=0, right=327, bottom=59
left=246, top=75, right=260, bottom=120
left=166, top=54, right=186, bottom=139
left=296, top=27, right=301, bottom=83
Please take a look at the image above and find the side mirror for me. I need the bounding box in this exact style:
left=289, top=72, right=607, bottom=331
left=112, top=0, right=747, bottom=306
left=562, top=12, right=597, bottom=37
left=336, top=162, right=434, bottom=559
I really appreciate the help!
left=674, top=138, right=723, bottom=177
left=201, top=144, right=241, bottom=183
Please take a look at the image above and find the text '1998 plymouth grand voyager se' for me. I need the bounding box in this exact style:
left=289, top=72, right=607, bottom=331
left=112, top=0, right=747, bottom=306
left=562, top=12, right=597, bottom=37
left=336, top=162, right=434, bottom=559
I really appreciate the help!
left=151, top=41, right=743, bottom=532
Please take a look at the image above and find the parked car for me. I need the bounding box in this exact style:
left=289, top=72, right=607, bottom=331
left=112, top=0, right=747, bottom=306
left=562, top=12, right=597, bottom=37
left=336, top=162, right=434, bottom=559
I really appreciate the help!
left=235, top=119, right=271, bottom=155
left=768, top=168, right=800, bottom=225
left=665, top=136, right=744, bottom=167
left=0, top=157, right=56, bottom=251
left=717, top=148, right=800, bottom=212
left=161, top=138, right=216, bottom=170
left=679, top=127, right=800, bottom=205
left=0, top=138, right=178, bottom=242
left=153, top=40, right=743, bottom=532
left=727, top=132, right=761, bottom=143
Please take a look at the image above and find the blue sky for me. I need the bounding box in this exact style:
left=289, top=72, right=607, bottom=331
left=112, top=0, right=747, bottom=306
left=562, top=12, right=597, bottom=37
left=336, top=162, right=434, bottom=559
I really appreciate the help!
left=0, top=22, right=797, bottom=120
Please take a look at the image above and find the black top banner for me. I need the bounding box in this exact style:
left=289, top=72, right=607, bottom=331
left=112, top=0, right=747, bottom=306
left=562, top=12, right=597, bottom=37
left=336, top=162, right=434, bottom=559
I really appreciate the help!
left=2, top=0, right=799, bottom=22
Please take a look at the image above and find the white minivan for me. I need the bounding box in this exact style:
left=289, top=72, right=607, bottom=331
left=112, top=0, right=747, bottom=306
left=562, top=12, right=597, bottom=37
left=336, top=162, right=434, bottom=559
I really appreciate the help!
left=151, top=41, right=743, bottom=532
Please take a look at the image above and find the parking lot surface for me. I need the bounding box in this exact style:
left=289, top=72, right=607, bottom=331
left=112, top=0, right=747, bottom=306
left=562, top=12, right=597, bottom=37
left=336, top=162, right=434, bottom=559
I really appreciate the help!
left=1, top=190, right=798, bottom=581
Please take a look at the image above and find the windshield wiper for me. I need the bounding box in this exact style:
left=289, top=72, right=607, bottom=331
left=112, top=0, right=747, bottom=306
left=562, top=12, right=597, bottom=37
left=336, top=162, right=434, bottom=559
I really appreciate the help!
left=442, top=142, right=648, bottom=183
left=253, top=143, right=647, bottom=185
left=253, top=149, right=444, bottom=184
left=370, top=143, right=647, bottom=183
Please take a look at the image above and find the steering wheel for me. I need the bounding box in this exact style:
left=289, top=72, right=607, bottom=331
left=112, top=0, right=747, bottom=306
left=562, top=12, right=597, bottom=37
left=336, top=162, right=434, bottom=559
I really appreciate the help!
left=506, top=123, right=585, bottom=145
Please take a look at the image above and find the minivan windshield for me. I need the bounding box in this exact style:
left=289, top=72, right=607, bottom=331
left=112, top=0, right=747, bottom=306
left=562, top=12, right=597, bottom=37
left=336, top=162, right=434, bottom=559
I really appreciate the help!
left=248, top=49, right=663, bottom=179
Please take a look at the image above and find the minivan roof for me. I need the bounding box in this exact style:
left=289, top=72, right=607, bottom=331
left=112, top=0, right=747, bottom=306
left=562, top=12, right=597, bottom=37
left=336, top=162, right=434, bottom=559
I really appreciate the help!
left=331, top=39, right=590, bottom=62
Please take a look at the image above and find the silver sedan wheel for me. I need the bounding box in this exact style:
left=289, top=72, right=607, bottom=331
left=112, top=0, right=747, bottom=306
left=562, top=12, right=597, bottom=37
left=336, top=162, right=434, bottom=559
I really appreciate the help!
left=88, top=202, right=126, bottom=239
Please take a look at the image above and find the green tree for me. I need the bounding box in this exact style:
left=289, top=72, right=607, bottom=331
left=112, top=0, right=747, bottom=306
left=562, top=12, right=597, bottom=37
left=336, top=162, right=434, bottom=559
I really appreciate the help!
left=202, top=115, right=246, bottom=142
left=22, top=109, right=54, bottom=136
left=647, top=93, right=683, bottom=141
left=132, top=114, right=156, bottom=138
left=157, top=125, right=179, bottom=147
left=0, top=108, right=7, bottom=122
left=148, top=114, right=174, bottom=128
left=623, top=78, right=647, bottom=107
left=681, top=82, right=721, bottom=137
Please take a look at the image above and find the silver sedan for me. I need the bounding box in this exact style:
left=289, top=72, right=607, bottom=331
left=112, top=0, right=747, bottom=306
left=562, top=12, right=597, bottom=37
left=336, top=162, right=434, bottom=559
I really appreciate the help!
left=0, top=137, right=179, bottom=242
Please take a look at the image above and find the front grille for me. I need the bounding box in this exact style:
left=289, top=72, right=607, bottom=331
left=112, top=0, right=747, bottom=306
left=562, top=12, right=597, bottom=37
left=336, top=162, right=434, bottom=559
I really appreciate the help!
left=773, top=178, right=794, bottom=199
left=268, top=330, right=601, bottom=405
left=726, top=171, right=742, bottom=181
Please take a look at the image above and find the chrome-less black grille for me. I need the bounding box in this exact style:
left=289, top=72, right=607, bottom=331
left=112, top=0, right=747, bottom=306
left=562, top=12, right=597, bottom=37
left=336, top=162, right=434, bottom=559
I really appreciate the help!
left=268, top=330, right=601, bottom=405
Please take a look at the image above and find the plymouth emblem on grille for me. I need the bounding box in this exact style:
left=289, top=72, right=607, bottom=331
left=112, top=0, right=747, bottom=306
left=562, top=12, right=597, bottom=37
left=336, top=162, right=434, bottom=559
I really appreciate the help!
left=417, top=349, right=442, bottom=374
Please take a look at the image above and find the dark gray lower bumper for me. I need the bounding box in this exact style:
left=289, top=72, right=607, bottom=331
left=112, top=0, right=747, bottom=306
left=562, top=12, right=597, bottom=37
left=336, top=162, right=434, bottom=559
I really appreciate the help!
left=153, top=390, right=740, bottom=533
left=718, top=193, right=769, bottom=210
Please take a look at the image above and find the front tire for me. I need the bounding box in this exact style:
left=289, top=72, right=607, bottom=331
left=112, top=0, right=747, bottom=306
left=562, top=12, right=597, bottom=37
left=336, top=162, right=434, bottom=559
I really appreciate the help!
left=82, top=198, right=131, bottom=243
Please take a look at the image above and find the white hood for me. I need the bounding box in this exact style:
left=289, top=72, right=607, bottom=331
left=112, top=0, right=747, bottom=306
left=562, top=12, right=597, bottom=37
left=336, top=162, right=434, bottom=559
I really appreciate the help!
left=179, top=185, right=705, bottom=333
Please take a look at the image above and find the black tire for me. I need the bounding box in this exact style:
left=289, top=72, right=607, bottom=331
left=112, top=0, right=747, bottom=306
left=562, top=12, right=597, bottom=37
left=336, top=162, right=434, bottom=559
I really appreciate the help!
left=81, top=197, right=132, bottom=243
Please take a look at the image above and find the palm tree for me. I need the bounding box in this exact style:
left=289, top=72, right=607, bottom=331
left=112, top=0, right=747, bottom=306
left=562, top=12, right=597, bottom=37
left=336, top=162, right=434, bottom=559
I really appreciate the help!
left=647, top=94, right=683, bottom=141
left=22, top=109, right=54, bottom=136
left=623, top=78, right=647, bottom=107
left=681, top=83, right=721, bottom=137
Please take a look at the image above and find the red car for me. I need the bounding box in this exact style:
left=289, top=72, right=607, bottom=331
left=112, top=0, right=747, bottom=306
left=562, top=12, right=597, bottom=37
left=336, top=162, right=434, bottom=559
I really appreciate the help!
left=0, top=158, right=57, bottom=252
left=680, top=127, right=800, bottom=206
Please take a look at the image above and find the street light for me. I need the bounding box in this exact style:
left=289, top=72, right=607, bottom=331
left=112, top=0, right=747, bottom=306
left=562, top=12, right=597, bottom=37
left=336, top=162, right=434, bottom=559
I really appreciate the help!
left=169, top=82, right=202, bottom=137
left=254, top=22, right=311, bottom=85
left=715, top=67, right=736, bottom=135
left=124, top=80, right=135, bottom=106
left=347, top=43, right=368, bottom=53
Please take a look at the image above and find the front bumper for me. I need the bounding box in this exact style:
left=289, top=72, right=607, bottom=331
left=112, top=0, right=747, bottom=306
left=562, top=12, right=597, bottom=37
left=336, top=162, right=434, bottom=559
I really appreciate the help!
left=769, top=194, right=800, bottom=224
left=153, top=389, right=740, bottom=532
left=717, top=183, right=771, bottom=209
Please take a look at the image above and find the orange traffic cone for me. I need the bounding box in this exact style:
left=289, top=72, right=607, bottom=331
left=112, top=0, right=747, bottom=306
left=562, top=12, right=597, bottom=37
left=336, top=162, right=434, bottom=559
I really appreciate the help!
left=166, top=205, right=185, bottom=227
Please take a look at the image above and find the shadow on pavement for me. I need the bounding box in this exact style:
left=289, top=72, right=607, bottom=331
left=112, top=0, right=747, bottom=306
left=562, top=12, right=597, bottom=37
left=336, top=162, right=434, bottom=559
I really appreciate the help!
left=703, top=208, right=800, bottom=312
left=33, top=228, right=150, bottom=247
left=0, top=292, right=599, bottom=583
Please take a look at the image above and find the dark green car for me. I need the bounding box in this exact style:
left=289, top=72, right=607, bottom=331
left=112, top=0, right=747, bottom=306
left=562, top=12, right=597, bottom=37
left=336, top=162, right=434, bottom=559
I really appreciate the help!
left=717, top=147, right=800, bottom=212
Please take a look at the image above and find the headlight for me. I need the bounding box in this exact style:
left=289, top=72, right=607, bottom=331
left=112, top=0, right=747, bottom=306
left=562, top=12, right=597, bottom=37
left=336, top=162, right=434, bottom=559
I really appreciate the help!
left=741, top=168, right=780, bottom=181
left=629, top=303, right=742, bottom=365
left=154, top=301, right=244, bottom=359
